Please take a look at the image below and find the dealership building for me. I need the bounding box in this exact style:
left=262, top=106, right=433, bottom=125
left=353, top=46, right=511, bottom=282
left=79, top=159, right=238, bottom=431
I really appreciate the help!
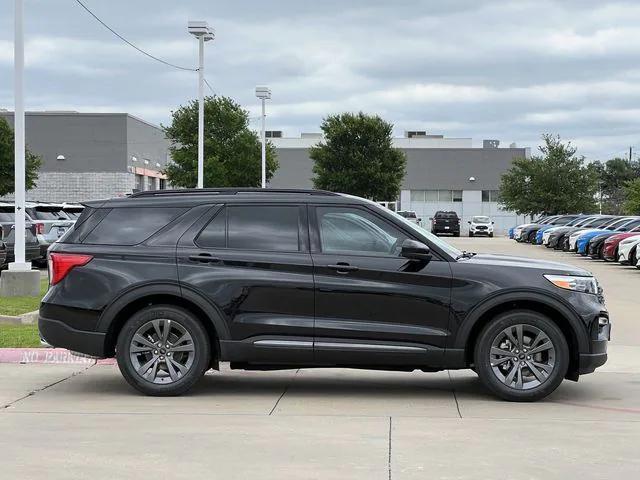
left=1, top=111, right=530, bottom=233
left=0, top=110, right=171, bottom=203
left=269, top=132, right=531, bottom=233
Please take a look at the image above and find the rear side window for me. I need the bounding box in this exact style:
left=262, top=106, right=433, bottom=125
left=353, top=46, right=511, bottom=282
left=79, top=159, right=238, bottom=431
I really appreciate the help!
left=196, top=208, right=226, bottom=248
left=226, top=205, right=300, bottom=252
left=83, top=207, right=186, bottom=246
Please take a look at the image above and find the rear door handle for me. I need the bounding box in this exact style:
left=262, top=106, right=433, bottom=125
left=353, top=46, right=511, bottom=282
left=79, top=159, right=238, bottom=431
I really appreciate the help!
left=188, top=253, right=221, bottom=264
left=326, top=263, right=359, bottom=273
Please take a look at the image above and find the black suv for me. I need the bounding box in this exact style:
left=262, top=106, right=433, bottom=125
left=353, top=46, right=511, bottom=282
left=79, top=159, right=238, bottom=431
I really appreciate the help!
left=431, top=211, right=460, bottom=236
left=39, top=189, right=610, bottom=401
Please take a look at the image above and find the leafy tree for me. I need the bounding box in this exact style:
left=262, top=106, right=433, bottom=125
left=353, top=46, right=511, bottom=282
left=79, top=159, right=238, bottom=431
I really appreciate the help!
left=163, top=96, right=278, bottom=188
left=591, top=158, right=640, bottom=214
left=498, top=134, right=598, bottom=215
left=0, top=116, right=41, bottom=196
left=310, top=112, right=406, bottom=200
left=623, top=178, right=640, bottom=214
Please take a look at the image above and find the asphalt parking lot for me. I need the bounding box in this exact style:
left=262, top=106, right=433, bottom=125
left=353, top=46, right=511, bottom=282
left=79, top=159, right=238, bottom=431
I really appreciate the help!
left=1, top=237, right=639, bottom=479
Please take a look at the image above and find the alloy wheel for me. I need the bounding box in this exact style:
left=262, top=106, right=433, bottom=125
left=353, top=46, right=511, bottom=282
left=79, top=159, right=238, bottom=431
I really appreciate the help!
left=129, top=319, right=196, bottom=384
left=489, top=323, right=556, bottom=390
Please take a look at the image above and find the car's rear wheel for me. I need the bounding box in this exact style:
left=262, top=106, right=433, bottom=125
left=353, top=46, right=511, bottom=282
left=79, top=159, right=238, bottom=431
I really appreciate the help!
left=474, top=310, right=569, bottom=402
left=629, top=247, right=637, bottom=267
left=116, top=305, right=211, bottom=396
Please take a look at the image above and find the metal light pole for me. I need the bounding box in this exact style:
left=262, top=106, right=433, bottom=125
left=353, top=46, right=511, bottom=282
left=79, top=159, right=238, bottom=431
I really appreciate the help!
left=11, top=0, right=28, bottom=271
left=255, top=86, right=271, bottom=188
left=188, top=21, right=214, bottom=189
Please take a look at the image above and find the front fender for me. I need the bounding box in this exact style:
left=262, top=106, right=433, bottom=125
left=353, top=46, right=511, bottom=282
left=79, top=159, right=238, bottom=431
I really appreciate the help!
left=451, top=289, right=591, bottom=352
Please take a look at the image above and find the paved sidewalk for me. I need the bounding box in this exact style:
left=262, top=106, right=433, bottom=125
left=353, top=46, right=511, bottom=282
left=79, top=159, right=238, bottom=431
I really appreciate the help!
left=1, top=238, right=638, bottom=479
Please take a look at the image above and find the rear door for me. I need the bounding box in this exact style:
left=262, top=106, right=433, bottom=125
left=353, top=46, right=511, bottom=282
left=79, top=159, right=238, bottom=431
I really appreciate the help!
left=310, top=204, right=452, bottom=367
left=177, top=203, right=315, bottom=364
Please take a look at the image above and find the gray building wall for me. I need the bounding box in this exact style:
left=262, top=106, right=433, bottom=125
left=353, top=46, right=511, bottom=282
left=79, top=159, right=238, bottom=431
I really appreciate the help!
left=0, top=111, right=171, bottom=203
left=0, top=112, right=128, bottom=172
left=270, top=145, right=528, bottom=191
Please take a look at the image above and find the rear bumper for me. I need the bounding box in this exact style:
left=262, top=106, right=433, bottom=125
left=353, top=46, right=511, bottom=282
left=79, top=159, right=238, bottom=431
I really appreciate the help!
left=38, top=316, right=107, bottom=358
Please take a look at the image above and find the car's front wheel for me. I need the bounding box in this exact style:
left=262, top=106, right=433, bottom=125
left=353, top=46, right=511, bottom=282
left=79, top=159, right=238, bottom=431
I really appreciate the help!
left=116, top=305, right=211, bottom=396
left=474, top=310, right=569, bottom=402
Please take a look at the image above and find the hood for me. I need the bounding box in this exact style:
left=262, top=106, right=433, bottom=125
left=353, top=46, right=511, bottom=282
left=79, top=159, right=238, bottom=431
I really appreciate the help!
left=462, top=253, right=590, bottom=276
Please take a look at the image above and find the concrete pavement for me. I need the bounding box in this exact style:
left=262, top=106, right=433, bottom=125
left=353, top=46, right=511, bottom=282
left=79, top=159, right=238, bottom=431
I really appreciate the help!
left=1, top=237, right=639, bottom=479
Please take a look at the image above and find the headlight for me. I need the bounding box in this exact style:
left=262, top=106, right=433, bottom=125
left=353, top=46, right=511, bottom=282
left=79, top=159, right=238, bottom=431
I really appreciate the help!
left=543, top=274, right=598, bottom=294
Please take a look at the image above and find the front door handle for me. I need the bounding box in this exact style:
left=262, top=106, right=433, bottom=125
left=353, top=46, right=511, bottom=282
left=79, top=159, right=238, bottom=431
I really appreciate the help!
left=326, top=263, right=359, bottom=273
left=188, top=253, right=221, bottom=264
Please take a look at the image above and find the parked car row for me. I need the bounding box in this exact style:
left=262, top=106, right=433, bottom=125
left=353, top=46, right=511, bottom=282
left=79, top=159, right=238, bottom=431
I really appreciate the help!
left=0, top=201, right=83, bottom=269
left=509, top=213, right=640, bottom=269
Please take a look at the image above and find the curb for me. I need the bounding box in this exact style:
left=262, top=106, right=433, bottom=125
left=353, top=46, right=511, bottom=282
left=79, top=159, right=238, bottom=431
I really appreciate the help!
left=0, top=310, right=39, bottom=325
left=0, top=348, right=116, bottom=365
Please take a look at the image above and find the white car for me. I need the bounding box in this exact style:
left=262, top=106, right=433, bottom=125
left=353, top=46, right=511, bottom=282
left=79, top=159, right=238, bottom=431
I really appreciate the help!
left=468, top=215, right=494, bottom=237
left=397, top=210, right=422, bottom=226
left=618, top=236, right=640, bottom=265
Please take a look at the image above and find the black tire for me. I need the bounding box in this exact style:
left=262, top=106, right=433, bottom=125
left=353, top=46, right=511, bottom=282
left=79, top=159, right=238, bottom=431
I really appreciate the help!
left=116, top=305, right=211, bottom=396
left=528, top=231, right=536, bottom=243
left=489, top=233, right=494, bottom=238
left=469, top=232, right=474, bottom=237
left=454, top=232, right=460, bottom=237
left=474, top=310, right=569, bottom=402
left=630, top=247, right=637, bottom=267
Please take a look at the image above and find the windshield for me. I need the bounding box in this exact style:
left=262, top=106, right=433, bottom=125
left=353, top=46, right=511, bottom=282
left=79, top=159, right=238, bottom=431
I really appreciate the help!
left=29, top=208, right=69, bottom=220
left=398, top=211, right=417, bottom=218
left=606, top=218, right=634, bottom=230
left=472, top=216, right=490, bottom=223
left=586, top=217, right=612, bottom=228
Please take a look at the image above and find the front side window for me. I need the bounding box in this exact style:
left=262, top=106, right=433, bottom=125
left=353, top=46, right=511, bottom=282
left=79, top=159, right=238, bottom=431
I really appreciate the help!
left=316, top=206, right=408, bottom=256
left=227, top=205, right=300, bottom=252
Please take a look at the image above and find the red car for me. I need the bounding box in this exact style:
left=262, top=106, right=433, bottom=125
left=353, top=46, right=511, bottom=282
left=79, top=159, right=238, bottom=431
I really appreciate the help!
left=603, top=228, right=640, bottom=261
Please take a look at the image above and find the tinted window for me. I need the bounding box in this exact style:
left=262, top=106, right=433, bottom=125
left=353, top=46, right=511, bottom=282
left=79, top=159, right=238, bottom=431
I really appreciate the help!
left=196, top=208, right=226, bottom=248
left=83, top=207, right=186, bottom=245
left=227, top=206, right=299, bottom=252
left=316, top=206, right=408, bottom=256
left=436, top=212, right=458, bottom=219
left=27, top=208, right=68, bottom=220
left=0, top=211, right=14, bottom=222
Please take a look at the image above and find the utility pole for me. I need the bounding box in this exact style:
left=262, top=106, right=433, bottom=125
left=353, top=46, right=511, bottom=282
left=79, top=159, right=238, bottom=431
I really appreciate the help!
left=630, top=146, right=633, bottom=162
left=255, top=86, right=272, bottom=188
left=1, top=0, right=39, bottom=296
left=187, top=21, right=215, bottom=189
left=12, top=0, right=27, bottom=271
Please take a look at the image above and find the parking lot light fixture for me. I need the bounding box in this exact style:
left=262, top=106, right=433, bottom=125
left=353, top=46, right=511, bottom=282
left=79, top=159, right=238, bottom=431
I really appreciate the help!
left=255, top=86, right=271, bottom=188
left=188, top=21, right=215, bottom=189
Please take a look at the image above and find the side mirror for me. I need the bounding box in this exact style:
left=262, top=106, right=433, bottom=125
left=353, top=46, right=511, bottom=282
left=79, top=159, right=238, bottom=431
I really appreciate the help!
left=429, top=217, right=433, bottom=220
left=418, top=218, right=422, bottom=222
left=401, top=239, right=432, bottom=261
left=467, top=221, right=471, bottom=224
left=492, top=221, right=495, bottom=225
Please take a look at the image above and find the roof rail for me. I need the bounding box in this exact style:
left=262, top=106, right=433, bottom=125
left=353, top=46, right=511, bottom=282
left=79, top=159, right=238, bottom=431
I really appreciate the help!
left=129, top=188, right=340, bottom=198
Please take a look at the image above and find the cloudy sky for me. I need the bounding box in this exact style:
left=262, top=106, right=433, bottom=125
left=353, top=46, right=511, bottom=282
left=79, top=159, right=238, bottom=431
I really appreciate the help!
left=0, top=0, right=638, bottom=159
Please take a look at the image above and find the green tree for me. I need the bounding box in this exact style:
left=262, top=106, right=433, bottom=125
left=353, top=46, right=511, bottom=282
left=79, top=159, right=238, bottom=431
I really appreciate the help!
left=598, top=158, right=639, bottom=214
left=498, top=134, right=598, bottom=215
left=623, top=178, right=640, bottom=214
left=310, top=112, right=406, bottom=200
left=163, top=96, right=278, bottom=188
left=0, top=116, right=41, bottom=196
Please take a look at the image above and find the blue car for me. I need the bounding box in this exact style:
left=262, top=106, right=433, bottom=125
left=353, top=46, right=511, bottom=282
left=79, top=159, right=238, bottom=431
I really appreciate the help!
left=535, top=216, right=589, bottom=244
left=576, top=217, right=638, bottom=255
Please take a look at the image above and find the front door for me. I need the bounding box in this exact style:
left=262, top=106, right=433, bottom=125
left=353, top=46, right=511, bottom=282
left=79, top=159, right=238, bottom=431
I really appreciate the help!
left=310, top=205, right=452, bottom=367
left=177, top=203, right=315, bottom=364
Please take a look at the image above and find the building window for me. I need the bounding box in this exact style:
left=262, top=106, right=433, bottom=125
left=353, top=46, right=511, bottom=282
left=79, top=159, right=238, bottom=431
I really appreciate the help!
left=410, top=191, right=425, bottom=202
left=411, top=190, right=462, bottom=202
left=159, top=178, right=166, bottom=190
left=424, top=190, right=439, bottom=202
left=482, top=190, right=500, bottom=202
left=265, top=130, right=283, bottom=138
left=135, top=174, right=144, bottom=191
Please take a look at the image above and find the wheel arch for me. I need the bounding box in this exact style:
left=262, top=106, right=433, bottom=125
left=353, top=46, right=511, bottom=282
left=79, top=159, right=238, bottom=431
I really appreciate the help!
left=98, top=282, right=230, bottom=358
left=455, top=292, right=590, bottom=378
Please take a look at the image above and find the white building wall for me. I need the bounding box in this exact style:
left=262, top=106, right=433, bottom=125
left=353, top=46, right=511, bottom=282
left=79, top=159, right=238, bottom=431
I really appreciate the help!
left=400, top=189, right=528, bottom=235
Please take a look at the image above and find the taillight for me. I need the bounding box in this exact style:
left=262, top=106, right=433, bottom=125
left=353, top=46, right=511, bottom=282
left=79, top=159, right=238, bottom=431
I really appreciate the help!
left=48, top=252, right=93, bottom=285
left=35, top=223, right=44, bottom=234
